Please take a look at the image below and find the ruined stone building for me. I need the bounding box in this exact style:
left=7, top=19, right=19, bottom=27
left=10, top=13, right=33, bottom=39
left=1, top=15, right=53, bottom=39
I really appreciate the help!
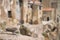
left=20, top=0, right=57, bottom=24
left=0, top=0, right=59, bottom=25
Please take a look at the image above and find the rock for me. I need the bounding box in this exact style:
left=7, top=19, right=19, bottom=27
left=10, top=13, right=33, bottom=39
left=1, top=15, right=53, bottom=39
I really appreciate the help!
left=6, top=28, right=17, bottom=33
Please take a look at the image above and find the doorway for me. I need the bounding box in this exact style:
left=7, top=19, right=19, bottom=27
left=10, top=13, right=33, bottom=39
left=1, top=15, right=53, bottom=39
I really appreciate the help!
left=47, top=17, right=49, bottom=21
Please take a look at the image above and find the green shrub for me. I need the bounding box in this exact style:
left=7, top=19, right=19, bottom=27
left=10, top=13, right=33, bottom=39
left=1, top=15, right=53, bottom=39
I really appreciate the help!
left=1, top=22, right=6, bottom=30
left=42, top=32, right=48, bottom=37
left=19, top=25, right=32, bottom=36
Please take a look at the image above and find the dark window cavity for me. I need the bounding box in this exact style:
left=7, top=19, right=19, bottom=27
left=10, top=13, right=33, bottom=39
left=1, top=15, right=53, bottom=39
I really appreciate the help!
left=47, top=17, right=49, bottom=21
left=8, top=11, right=12, bottom=18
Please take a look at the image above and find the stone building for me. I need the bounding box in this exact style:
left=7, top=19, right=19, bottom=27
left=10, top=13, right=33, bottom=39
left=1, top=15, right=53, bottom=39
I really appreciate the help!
left=20, top=0, right=42, bottom=24
left=42, top=0, right=57, bottom=22
left=19, top=0, right=58, bottom=25
left=0, top=0, right=58, bottom=25
left=0, top=0, right=20, bottom=25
